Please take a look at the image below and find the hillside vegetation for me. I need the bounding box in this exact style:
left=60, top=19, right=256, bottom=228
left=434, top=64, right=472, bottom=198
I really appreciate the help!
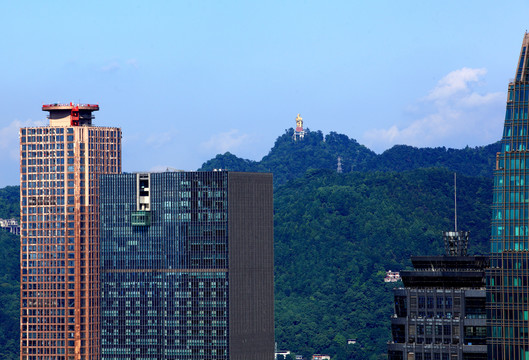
left=0, top=186, right=19, bottom=360
left=0, top=130, right=496, bottom=360
left=0, top=186, right=19, bottom=220
left=199, top=128, right=500, bottom=186
left=273, top=168, right=491, bottom=359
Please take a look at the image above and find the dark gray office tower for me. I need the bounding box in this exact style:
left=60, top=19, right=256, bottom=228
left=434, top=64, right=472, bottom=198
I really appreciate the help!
left=388, top=232, right=488, bottom=360
left=99, top=171, right=274, bottom=360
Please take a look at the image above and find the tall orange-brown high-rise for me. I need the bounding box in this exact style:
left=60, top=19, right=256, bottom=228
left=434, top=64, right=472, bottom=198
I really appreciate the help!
left=20, top=104, right=121, bottom=360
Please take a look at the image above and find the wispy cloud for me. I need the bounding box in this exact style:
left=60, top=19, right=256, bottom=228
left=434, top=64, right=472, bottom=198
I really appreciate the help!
left=363, top=67, right=504, bottom=152
left=123, top=128, right=178, bottom=149
left=0, top=119, right=46, bottom=161
left=126, top=58, right=139, bottom=68
left=425, top=67, right=487, bottom=102
left=100, top=58, right=139, bottom=72
left=145, top=130, right=177, bottom=148
left=0, top=119, right=47, bottom=186
left=201, top=129, right=250, bottom=153
left=101, top=61, right=120, bottom=73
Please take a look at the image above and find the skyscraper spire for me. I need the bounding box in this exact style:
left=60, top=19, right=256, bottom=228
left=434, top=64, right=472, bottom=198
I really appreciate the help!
left=515, top=32, right=529, bottom=82
left=488, top=33, right=529, bottom=360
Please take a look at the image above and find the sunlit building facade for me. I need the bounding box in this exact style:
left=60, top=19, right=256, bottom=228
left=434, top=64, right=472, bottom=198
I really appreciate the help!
left=99, top=171, right=274, bottom=360
left=20, top=104, right=121, bottom=360
left=488, top=32, right=529, bottom=360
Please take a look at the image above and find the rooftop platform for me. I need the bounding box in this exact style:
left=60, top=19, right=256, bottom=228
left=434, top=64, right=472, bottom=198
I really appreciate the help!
left=42, top=103, right=99, bottom=111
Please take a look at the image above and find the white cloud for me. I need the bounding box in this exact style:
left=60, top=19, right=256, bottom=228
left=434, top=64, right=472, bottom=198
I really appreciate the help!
left=124, top=130, right=178, bottom=149
left=458, top=92, right=503, bottom=107
left=100, top=59, right=139, bottom=72
left=145, top=130, right=178, bottom=148
left=363, top=67, right=504, bottom=152
left=0, top=119, right=46, bottom=187
left=0, top=119, right=46, bottom=161
left=126, top=59, right=139, bottom=68
left=425, top=67, right=487, bottom=102
left=201, top=130, right=250, bottom=153
left=101, top=61, right=120, bottom=72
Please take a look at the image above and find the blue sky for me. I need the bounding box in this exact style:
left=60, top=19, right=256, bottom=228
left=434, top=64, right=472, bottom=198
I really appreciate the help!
left=1, top=1, right=528, bottom=186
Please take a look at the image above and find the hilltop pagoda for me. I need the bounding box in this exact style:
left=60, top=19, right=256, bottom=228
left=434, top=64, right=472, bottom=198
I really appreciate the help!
left=293, top=113, right=305, bottom=141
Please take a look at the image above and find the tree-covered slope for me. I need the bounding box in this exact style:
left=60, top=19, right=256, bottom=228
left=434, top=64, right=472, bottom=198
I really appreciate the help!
left=199, top=129, right=377, bottom=186
left=0, top=186, right=19, bottom=220
left=0, top=231, right=19, bottom=360
left=0, top=186, right=19, bottom=360
left=198, top=129, right=500, bottom=187
left=199, top=152, right=263, bottom=173
left=273, top=168, right=492, bottom=360
left=357, top=142, right=500, bottom=178
left=0, top=139, right=497, bottom=360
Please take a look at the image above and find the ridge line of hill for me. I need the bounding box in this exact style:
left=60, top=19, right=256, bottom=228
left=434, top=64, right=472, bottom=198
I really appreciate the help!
left=198, top=128, right=500, bottom=187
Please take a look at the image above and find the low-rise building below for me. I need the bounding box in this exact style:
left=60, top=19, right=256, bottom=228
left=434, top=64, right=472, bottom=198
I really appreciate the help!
left=0, top=218, right=19, bottom=235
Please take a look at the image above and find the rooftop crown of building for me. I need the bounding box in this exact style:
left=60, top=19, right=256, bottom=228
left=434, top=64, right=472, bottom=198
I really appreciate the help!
left=42, top=102, right=99, bottom=126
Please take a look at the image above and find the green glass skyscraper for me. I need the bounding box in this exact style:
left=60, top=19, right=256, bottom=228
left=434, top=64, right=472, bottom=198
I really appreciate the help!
left=488, top=32, right=529, bottom=360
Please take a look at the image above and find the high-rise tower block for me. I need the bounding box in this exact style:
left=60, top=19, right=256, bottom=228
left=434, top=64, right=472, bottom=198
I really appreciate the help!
left=488, top=32, right=529, bottom=360
left=20, top=103, right=121, bottom=360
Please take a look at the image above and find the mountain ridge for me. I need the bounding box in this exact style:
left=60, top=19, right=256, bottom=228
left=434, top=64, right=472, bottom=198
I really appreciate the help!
left=198, top=128, right=500, bottom=186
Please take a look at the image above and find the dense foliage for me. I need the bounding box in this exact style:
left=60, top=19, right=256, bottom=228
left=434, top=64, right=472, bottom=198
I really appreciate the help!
left=0, top=186, right=19, bottom=360
left=199, top=129, right=499, bottom=187
left=0, top=186, right=19, bottom=220
left=0, top=231, right=19, bottom=360
left=0, top=130, right=497, bottom=359
left=358, top=143, right=500, bottom=178
left=199, top=129, right=377, bottom=186
left=273, top=168, right=491, bottom=359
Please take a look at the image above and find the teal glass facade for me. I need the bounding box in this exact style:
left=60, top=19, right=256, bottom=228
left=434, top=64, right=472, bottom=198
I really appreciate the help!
left=100, top=171, right=274, bottom=360
left=488, top=33, right=529, bottom=360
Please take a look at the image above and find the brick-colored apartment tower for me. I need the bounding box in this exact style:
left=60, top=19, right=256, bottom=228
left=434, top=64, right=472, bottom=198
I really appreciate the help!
left=20, top=104, right=121, bottom=360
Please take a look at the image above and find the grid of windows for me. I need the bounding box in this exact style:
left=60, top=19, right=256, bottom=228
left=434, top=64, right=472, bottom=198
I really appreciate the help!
left=100, top=172, right=230, bottom=360
left=488, top=34, right=529, bottom=360
left=389, top=258, right=487, bottom=360
left=20, top=123, right=121, bottom=360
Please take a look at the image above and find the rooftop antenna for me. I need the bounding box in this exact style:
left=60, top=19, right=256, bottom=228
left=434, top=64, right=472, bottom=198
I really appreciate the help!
left=443, top=172, right=469, bottom=256
left=454, top=172, right=457, bottom=232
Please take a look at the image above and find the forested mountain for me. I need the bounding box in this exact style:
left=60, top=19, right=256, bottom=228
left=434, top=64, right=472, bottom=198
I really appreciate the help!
left=357, top=143, right=500, bottom=178
left=199, top=129, right=500, bottom=186
left=0, top=186, right=19, bottom=220
left=0, top=130, right=497, bottom=360
left=0, top=186, right=19, bottom=360
left=273, top=168, right=491, bottom=360
left=199, top=129, right=377, bottom=186
left=201, top=130, right=496, bottom=359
